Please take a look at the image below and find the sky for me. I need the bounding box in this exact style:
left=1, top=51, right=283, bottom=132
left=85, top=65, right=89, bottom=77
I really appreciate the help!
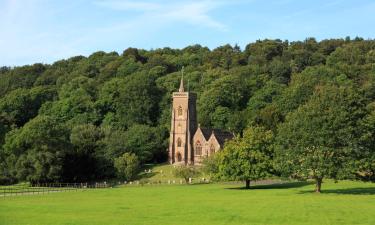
left=0, top=0, right=374, bottom=66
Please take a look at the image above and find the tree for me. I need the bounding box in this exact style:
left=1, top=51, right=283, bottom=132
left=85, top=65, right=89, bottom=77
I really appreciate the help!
left=198, top=74, right=250, bottom=127
left=70, top=124, right=102, bottom=154
left=211, top=106, right=231, bottom=130
left=356, top=102, right=375, bottom=181
left=100, top=127, right=128, bottom=161
left=0, top=63, right=46, bottom=97
left=114, top=153, right=140, bottom=181
left=97, top=73, right=161, bottom=128
left=245, top=39, right=285, bottom=65
left=0, top=38, right=375, bottom=184
left=202, top=154, right=221, bottom=181
left=173, top=165, right=200, bottom=183
left=0, top=87, right=56, bottom=127
left=219, top=126, right=273, bottom=189
left=66, top=124, right=104, bottom=181
left=123, top=124, right=166, bottom=162
left=2, top=116, right=71, bottom=183
left=276, top=85, right=365, bottom=193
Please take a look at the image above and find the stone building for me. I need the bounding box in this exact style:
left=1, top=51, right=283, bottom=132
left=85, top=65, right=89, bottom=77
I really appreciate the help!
left=168, top=75, right=234, bottom=165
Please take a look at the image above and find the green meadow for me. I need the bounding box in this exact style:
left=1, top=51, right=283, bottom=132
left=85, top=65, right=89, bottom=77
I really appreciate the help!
left=1, top=180, right=375, bottom=225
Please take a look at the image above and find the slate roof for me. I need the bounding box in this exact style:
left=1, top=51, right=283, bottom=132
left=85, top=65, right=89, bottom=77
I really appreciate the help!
left=199, top=127, right=213, bottom=140
left=198, top=127, right=234, bottom=146
left=211, top=129, right=234, bottom=146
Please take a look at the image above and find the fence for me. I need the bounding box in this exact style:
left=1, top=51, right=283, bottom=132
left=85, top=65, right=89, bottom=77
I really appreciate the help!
left=1, top=179, right=290, bottom=197
left=0, top=182, right=110, bottom=197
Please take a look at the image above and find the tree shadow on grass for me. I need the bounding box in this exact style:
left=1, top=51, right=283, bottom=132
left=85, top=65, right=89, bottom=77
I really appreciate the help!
left=226, top=181, right=314, bottom=190
left=298, top=187, right=375, bottom=195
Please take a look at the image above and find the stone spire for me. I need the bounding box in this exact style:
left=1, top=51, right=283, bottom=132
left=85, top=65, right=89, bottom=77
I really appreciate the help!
left=179, top=66, right=184, bottom=92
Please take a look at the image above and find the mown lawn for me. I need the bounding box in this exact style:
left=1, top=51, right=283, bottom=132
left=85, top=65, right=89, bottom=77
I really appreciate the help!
left=1, top=180, right=375, bottom=225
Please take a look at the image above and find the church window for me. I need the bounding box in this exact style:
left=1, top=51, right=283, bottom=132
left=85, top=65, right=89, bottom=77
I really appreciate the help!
left=210, top=144, right=215, bottom=154
left=195, top=141, right=202, bottom=155
left=177, top=106, right=183, bottom=116
left=177, top=138, right=182, bottom=147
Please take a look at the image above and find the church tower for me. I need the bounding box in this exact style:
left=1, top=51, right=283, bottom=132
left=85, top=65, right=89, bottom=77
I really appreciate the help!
left=169, top=70, right=197, bottom=164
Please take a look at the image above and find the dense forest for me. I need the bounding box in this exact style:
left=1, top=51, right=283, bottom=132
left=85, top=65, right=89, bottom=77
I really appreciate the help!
left=1, top=37, right=375, bottom=185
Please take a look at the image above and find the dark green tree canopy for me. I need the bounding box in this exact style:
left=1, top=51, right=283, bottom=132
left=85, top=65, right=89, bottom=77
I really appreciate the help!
left=0, top=38, right=375, bottom=184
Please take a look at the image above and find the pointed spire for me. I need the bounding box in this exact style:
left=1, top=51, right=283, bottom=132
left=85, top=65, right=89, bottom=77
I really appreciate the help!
left=179, top=66, right=184, bottom=92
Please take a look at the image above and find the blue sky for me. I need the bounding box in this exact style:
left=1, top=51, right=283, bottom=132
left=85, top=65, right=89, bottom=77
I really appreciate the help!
left=0, top=0, right=374, bottom=66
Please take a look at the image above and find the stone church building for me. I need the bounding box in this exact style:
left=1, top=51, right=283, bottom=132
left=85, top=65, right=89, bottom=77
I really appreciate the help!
left=168, top=75, right=234, bottom=165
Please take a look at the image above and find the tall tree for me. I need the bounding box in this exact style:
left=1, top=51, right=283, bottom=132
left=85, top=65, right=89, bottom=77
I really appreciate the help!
left=219, top=126, right=273, bottom=189
left=2, top=116, right=71, bottom=183
left=276, top=84, right=366, bottom=192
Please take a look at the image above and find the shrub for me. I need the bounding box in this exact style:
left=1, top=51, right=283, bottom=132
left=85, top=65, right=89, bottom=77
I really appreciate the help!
left=114, top=153, right=140, bottom=181
left=173, top=165, right=200, bottom=183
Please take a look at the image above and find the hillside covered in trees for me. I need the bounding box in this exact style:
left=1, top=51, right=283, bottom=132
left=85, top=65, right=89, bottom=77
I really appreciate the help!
left=1, top=37, right=375, bottom=184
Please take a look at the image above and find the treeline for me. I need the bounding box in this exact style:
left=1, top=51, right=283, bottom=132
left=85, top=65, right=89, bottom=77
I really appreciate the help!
left=0, top=37, right=375, bottom=185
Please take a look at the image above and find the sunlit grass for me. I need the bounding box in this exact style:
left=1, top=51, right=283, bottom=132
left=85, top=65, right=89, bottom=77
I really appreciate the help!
left=1, top=180, right=375, bottom=225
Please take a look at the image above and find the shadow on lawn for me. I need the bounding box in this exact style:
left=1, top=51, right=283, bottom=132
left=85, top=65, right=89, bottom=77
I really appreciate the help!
left=226, top=181, right=314, bottom=190
left=298, top=187, right=375, bottom=195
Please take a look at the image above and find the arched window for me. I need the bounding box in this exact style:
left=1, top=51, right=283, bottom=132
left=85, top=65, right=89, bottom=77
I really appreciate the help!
left=177, top=123, right=182, bottom=132
left=177, top=152, right=182, bottom=162
left=195, top=141, right=202, bottom=156
left=177, top=106, right=183, bottom=116
left=210, top=144, right=215, bottom=155
left=177, top=138, right=182, bottom=147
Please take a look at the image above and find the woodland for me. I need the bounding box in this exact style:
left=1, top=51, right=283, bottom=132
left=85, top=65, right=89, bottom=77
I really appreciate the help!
left=0, top=37, right=375, bottom=190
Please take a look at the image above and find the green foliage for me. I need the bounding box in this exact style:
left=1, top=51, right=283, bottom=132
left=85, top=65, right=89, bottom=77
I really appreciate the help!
left=65, top=124, right=104, bottom=181
left=202, top=154, right=221, bottom=181
left=124, top=124, right=167, bottom=162
left=0, top=63, right=46, bottom=96
left=2, top=116, right=71, bottom=183
left=219, top=126, right=274, bottom=188
left=98, top=72, right=160, bottom=128
left=1, top=38, right=375, bottom=184
left=114, top=152, right=140, bottom=181
left=276, top=85, right=366, bottom=192
left=173, top=165, right=200, bottom=183
left=245, top=39, right=286, bottom=64
left=0, top=87, right=56, bottom=127
left=198, top=73, right=250, bottom=127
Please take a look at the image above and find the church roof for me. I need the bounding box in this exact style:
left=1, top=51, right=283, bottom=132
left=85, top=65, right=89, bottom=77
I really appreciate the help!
left=211, top=129, right=234, bottom=146
left=199, top=127, right=213, bottom=140
left=198, top=127, right=234, bottom=146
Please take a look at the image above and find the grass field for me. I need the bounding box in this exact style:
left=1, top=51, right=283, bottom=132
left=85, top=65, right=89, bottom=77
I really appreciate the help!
left=1, top=180, right=375, bottom=225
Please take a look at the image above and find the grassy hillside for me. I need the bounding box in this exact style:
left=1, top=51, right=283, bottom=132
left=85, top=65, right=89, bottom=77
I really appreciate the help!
left=138, top=163, right=205, bottom=183
left=139, top=163, right=181, bottom=181
left=1, top=180, right=375, bottom=225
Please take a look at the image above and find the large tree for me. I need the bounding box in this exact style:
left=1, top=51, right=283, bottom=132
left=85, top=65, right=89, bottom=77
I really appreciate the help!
left=2, top=116, right=71, bottom=183
left=219, top=126, right=274, bottom=189
left=276, top=84, right=366, bottom=192
left=66, top=124, right=104, bottom=181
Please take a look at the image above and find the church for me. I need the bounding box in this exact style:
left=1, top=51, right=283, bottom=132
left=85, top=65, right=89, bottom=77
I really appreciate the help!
left=168, top=74, right=234, bottom=165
